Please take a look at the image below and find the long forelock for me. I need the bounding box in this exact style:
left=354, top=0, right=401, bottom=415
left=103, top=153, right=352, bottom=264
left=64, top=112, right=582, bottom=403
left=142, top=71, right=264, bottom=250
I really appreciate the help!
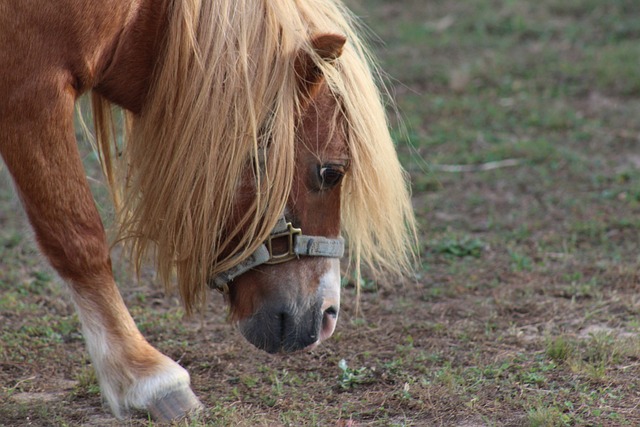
left=301, top=2, right=418, bottom=282
left=94, top=0, right=416, bottom=312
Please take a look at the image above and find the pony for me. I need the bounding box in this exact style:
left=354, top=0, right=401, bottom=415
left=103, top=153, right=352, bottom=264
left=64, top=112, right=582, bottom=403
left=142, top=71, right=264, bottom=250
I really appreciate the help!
left=0, top=0, right=415, bottom=421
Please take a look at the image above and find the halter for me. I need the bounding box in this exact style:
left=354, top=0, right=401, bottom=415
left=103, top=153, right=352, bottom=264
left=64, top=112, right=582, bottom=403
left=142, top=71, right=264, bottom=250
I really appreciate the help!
left=209, top=213, right=344, bottom=294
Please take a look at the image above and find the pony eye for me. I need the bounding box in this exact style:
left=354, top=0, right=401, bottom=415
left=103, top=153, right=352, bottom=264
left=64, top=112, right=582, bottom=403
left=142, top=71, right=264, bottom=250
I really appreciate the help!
left=318, top=165, right=345, bottom=189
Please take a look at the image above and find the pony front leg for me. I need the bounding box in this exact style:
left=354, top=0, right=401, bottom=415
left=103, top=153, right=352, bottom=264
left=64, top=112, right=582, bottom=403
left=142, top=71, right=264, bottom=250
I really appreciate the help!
left=68, top=279, right=201, bottom=420
left=0, top=78, right=200, bottom=421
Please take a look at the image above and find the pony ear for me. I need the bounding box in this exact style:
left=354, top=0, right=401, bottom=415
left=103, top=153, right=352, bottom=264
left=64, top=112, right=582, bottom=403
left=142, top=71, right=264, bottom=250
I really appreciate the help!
left=312, top=33, right=347, bottom=61
left=296, top=34, right=347, bottom=98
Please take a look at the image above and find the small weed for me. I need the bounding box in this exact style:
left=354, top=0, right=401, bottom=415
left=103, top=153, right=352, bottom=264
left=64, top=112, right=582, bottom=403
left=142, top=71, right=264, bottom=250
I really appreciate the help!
left=1, top=232, right=22, bottom=249
left=431, top=236, right=485, bottom=258
left=582, top=361, right=607, bottom=382
left=262, top=395, right=277, bottom=407
left=527, top=405, right=570, bottom=427
left=584, top=332, right=617, bottom=365
left=337, top=359, right=371, bottom=390
left=73, top=365, right=100, bottom=397
left=509, top=250, right=533, bottom=271
left=32, top=270, right=53, bottom=283
left=570, top=221, right=606, bottom=245
left=240, top=375, right=258, bottom=388
left=398, top=382, right=412, bottom=400
left=270, top=372, right=284, bottom=395
left=546, top=336, right=573, bottom=363
left=431, top=363, right=459, bottom=391
left=521, top=371, right=546, bottom=386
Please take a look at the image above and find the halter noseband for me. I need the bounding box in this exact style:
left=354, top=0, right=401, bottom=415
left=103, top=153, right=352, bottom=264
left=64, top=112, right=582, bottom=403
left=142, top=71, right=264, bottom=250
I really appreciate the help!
left=209, top=214, right=344, bottom=294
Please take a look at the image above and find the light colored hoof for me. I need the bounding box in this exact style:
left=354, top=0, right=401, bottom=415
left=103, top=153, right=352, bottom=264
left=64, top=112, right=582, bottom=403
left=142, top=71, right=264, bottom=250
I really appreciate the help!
left=146, top=387, right=203, bottom=422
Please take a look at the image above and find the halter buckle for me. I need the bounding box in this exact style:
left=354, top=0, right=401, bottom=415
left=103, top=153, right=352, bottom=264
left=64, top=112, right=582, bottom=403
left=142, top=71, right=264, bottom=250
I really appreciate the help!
left=264, top=222, right=302, bottom=264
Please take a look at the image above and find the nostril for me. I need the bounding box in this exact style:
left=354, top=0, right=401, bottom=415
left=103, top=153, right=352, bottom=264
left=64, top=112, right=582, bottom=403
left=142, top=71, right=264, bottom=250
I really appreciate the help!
left=320, top=305, right=339, bottom=342
left=324, top=305, right=338, bottom=319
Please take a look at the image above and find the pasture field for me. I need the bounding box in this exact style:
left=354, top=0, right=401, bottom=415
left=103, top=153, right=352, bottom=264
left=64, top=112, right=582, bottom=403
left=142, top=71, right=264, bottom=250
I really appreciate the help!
left=2, top=0, right=640, bottom=425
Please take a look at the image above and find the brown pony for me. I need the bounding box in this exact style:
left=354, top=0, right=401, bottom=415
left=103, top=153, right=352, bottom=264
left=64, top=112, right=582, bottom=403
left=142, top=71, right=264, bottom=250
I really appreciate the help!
left=0, top=0, right=416, bottom=421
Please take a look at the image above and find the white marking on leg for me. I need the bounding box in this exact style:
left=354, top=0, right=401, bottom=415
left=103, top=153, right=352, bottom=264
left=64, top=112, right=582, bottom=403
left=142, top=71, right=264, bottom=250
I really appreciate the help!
left=125, top=354, right=193, bottom=411
left=68, top=285, right=194, bottom=418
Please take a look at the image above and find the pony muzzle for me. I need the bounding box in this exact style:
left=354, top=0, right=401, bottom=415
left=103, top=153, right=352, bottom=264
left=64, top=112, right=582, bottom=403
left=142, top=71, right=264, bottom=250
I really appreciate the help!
left=237, top=274, right=340, bottom=355
left=207, top=214, right=343, bottom=353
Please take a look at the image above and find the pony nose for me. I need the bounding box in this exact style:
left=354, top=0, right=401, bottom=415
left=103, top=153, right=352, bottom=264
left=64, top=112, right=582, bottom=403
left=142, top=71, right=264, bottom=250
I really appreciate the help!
left=238, top=300, right=323, bottom=354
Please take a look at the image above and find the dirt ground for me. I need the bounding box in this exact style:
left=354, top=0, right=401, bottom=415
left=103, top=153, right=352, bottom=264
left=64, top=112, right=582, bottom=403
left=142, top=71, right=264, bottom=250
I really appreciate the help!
left=3, top=0, right=640, bottom=426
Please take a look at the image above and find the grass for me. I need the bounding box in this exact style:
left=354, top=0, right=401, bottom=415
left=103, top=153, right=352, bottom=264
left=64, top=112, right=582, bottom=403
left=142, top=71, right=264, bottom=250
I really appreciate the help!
left=2, top=0, right=640, bottom=425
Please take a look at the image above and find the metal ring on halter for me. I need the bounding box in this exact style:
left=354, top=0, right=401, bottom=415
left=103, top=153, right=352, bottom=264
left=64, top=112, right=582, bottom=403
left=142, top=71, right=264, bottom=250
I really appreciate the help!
left=264, top=221, right=302, bottom=264
left=208, top=214, right=344, bottom=294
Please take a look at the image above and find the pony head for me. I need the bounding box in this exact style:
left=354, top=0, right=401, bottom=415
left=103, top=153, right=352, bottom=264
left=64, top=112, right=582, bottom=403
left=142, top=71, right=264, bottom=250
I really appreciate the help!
left=216, top=35, right=348, bottom=352
left=94, top=0, right=416, bottom=354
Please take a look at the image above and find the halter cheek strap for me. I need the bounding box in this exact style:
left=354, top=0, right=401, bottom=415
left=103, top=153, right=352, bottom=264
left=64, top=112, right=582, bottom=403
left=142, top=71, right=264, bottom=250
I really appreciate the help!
left=209, top=214, right=344, bottom=293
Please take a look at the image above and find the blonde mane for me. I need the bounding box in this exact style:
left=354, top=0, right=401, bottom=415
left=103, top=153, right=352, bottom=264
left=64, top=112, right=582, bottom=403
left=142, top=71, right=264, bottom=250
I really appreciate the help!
left=93, top=0, right=416, bottom=311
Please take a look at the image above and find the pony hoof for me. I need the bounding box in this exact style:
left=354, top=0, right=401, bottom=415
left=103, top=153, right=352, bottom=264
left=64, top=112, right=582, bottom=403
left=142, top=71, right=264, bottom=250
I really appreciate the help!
left=146, top=387, right=203, bottom=421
